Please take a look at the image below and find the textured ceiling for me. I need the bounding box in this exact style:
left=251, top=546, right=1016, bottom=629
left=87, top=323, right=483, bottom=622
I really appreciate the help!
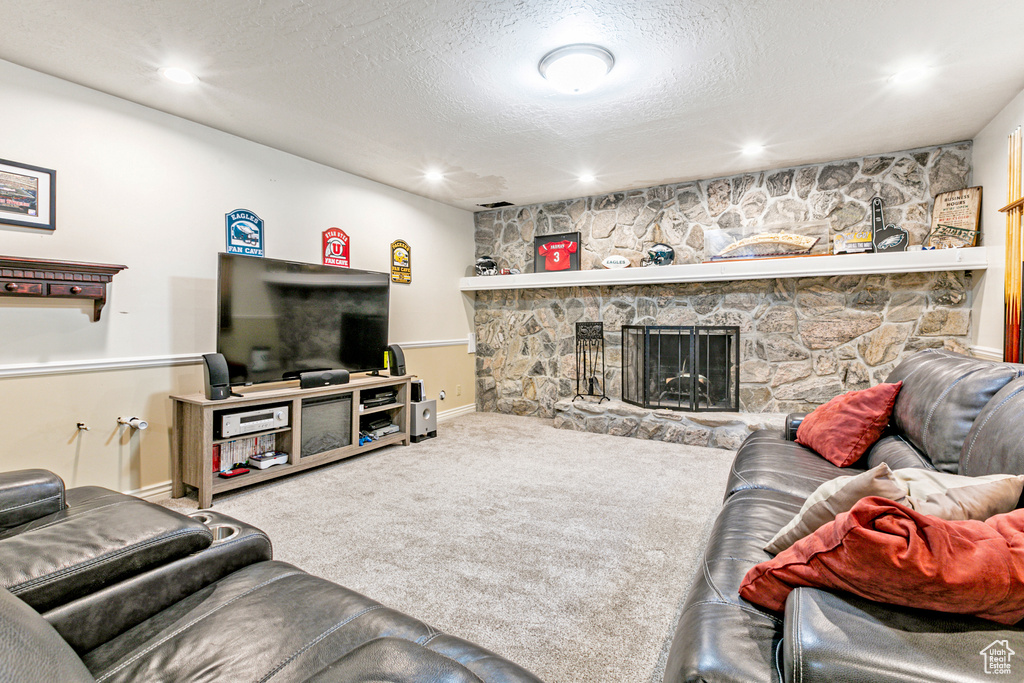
left=3, top=1, right=1024, bottom=211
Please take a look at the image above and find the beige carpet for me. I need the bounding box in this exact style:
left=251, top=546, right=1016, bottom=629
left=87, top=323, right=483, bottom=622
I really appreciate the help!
left=162, top=412, right=736, bottom=682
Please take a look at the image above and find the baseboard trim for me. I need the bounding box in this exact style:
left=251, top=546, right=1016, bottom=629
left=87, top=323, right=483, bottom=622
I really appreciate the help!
left=125, top=480, right=173, bottom=502
left=438, top=404, right=476, bottom=422
left=972, top=345, right=1003, bottom=362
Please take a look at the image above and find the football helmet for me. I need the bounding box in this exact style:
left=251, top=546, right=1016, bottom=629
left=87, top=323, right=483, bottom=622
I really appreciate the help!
left=474, top=256, right=498, bottom=276
left=642, top=243, right=675, bottom=267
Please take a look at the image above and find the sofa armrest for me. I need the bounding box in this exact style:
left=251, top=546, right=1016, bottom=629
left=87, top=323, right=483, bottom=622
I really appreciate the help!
left=784, top=413, right=807, bottom=441
left=784, top=587, right=1021, bottom=682
left=44, top=510, right=272, bottom=653
left=0, top=470, right=65, bottom=531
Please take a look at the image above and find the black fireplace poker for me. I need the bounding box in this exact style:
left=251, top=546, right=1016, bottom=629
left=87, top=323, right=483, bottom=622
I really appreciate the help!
left=574, top=321, right=609, bottom=404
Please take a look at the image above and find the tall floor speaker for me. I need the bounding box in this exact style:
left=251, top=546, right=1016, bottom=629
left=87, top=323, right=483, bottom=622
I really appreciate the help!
left=410, top=399, right=437, bottom=443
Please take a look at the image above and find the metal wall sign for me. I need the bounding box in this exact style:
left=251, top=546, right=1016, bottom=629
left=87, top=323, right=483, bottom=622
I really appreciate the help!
left=323, top=228, right=350, bottom=267
left=225, top=209, right=264, bottom=257
left=391, top=239, right=411, bottom=284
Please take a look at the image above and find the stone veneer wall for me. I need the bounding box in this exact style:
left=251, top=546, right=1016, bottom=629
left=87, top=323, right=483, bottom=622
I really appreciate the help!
left=473, top=143, right=974, bottom=418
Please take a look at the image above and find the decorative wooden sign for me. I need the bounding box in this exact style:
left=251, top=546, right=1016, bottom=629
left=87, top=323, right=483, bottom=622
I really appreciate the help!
left=930, top=186, right=982, bottom=249
left=391, top=239, right=411, bottom=284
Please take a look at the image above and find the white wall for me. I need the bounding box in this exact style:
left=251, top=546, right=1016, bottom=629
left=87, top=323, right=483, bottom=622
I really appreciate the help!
left=971, top=84, right=1024, bottom=356
left=0, top=59, right=476, bottom=495
left=0, top=59, right=474, bottom=364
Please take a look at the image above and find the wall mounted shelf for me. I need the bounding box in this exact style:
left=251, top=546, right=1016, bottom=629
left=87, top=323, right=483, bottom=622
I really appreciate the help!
left=0, top=255, right=127, bottom=321
left=458, top=247, right=987, bottom=292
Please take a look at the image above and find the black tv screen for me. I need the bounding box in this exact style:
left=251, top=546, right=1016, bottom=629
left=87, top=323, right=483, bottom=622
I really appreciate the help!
left=217, top=253, right=390, bottom=384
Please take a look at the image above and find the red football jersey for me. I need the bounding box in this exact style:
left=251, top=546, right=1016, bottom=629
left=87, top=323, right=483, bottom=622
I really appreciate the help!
left=537, top=240, right=577, bottom=271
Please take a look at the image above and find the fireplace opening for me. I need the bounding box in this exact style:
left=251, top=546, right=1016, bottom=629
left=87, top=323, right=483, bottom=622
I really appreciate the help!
left=622, top=325, right=739, bottom=412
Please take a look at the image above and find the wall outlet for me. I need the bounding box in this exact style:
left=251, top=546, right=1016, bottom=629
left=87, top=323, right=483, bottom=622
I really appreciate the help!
left=456, top=384, right=462, bottom=396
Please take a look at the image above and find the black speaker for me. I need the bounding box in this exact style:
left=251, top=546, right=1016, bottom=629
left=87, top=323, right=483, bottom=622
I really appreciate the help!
left=410, top=379, right=424, bottom=402
left=202, top=353, right=231, bottom=400
left=387, top=344, right=406, bottom=376
left=299, top=368, right=350, bottom=389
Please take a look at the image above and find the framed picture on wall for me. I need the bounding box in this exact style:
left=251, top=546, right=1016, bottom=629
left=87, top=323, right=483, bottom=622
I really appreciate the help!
left=534, top=231, right=581, bottom=273
left=0, top=158, right=56, bottom=231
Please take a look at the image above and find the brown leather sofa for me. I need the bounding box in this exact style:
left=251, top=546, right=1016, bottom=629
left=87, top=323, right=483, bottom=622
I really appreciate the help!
left=0, top=469, right=541, bottom=682
left=664, top=349, right=1024, bottom=683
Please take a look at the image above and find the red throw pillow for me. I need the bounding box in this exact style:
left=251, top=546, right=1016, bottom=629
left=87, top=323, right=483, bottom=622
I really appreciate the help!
left=796, top=381, right=902, bottom=467
left=738, top=496, right=1024, bottom=624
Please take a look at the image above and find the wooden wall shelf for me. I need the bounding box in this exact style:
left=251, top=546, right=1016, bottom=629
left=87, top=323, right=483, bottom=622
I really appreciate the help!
left=0, top=255, right=127, bottom=321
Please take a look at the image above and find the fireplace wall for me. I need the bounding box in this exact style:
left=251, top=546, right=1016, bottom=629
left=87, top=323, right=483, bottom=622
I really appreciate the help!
left=473, top=142, right=974, bottom=418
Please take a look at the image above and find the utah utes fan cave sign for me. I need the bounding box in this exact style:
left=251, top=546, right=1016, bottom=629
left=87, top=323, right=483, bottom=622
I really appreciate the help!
left=323, top=228, right=350, bottom=267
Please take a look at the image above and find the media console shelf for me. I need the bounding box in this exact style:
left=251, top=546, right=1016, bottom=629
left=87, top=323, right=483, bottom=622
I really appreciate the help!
left=171, top=373, right=411, bottom=508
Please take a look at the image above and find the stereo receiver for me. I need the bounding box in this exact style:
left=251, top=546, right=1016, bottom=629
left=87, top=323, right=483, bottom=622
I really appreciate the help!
left=216, top=404, right=289, bottom=439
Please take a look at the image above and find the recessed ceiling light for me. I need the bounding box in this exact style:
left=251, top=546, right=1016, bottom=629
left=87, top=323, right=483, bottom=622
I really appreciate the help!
left=579, top=174, right=596, bottom=183
left=539, top=44, right=614, bottom=94
left=425, top=170, right=444, bottom=181
left=159, top=66, right=197, bottom=85
left=742, top=143, right=765, bottom=155
left=889, top=65, right=929, bottom=84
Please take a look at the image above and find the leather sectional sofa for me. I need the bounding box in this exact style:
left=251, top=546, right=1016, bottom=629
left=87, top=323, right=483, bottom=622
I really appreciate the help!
left=664, top=349, right=1024, bottom=683
left=0, top=469, right=541, bottom=682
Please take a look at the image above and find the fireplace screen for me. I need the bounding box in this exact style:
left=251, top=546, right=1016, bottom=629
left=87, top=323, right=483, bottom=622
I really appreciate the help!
left=622, top=325, right=739, bottom=412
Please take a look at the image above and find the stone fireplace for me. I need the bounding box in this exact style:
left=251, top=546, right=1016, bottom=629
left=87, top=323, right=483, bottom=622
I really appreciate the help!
left=622, top=325, right=739, bottom=411
left=471, top=142, right=975, bottom=420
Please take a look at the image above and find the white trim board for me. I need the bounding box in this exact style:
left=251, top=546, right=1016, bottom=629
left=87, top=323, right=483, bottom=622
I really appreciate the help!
left=459, top=247, right=987, bottom=291
left=971, top=346, right=1003, bottom=362
left=125, top=480, right=173, bottom=502
left=0, top=337, right=474, bottom=379
left=0, top=353, right=203, bottom=379
left=438, top=403, right=476, bottom=422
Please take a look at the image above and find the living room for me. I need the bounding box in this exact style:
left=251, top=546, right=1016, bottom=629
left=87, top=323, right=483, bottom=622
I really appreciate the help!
left=3, top=3, right=1024, bottom=682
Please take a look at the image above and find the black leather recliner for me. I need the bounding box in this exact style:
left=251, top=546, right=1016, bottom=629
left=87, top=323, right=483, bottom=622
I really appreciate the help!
left=0, top=469, right=542, bottom=682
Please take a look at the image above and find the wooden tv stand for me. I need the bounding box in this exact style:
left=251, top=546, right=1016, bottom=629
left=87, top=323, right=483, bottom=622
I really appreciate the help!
left=170, top=374, right=411, bottom=508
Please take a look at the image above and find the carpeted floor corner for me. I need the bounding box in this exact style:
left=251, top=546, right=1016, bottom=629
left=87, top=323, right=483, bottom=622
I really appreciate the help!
left=161, top=412, right=736, bottom=682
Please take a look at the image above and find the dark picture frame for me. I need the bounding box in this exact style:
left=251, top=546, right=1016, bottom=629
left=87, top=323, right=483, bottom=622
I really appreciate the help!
left=534, top=231, right=581, bottom=273
left=0, top=158, right=56, bottom=231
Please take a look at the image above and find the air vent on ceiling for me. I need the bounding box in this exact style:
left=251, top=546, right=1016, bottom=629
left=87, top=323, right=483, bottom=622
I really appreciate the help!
left=477, top=201, right=514, bottom=209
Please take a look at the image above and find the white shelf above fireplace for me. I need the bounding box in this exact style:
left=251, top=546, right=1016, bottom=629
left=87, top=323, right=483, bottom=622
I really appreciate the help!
left=458, top=247, right=987, bottom=292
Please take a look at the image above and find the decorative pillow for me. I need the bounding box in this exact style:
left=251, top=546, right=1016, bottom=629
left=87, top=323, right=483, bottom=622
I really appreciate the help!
left=894, top=469, right=1024, bottom=521
left=764, top=466, right=1024, bottom=554
left=764, top=464, right=905, bottom=554
left=796, top=382, right=902, bottom=467
left=740, top=496, right=1024, bottom=624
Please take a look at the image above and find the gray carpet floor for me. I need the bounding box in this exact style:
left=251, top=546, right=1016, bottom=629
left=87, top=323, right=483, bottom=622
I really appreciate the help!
left=161, top=412, right=736, bottom=682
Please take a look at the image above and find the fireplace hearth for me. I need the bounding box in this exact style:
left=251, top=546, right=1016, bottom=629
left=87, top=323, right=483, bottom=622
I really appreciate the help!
left=622, top=325, right=739, bottom=412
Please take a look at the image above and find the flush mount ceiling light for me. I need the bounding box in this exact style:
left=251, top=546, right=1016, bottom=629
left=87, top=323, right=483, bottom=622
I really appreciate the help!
left=158, top=66, right=197, bottom=85
left=742, top=143, right=766, bottom=155
left=425, top=170, right=445, bottom=181
left=889, top=65, right=930, bottom=85
left=578, top=173, right=596, bottom=183
left=539, top=44, right=614, bottom=94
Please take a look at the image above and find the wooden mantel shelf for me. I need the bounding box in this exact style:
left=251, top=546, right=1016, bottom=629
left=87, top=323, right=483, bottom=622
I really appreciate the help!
left=458, top=247, right=987, bottom=292
left=0, top=255, right=127, bottom=321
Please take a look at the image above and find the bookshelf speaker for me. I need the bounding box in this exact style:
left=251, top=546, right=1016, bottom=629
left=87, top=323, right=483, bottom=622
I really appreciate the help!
left=202, top=353, right=231, bottom=400
left=387, top=344, right=406, bottom=376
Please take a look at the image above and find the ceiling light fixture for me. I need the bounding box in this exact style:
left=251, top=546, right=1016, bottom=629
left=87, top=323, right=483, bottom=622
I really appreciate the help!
left=742, top=143, right=766, bottom=155
left=159, top=66, right=197, bottom=85
left=425, top=170, right=444, bottom=181
left=578, top=174, right=596, bottom=183
left=539, top=44, right=614, bottom=94
left=889, top=65, right=929, bottom=85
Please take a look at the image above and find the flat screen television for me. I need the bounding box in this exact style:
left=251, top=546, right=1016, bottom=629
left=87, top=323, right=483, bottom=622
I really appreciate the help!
left=217, top=253, right=390, bottom=385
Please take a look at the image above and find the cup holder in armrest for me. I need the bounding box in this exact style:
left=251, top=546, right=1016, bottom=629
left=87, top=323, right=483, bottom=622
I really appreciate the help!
left=207, top=524, right=240, bottom=543
left=189, top=513, right=212, bottom=525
